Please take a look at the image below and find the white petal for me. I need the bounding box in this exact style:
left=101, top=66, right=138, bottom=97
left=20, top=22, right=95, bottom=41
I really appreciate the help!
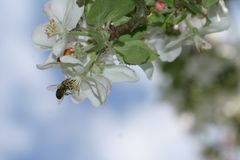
left=103, top=65, right=139, bottom=83
left=93, top=79, right=108, bottom=104
left=81, top=79, right=107, bottom=107
left=140, top=63, right=154, bottom=80
left=219, top=0, right=228, bottom=14
left=61, top=65, right=75, bottom=78
left=37, top=54, right=59, bottom=70
left=49, top=0, right=69, bottom=22
left=201, top=16, right=230, bottom=34
left=61, top=64, right=84, bottom=78
left=32, top=23, right=56, bottom=49
left=164, top=33, right=191, bottom=49
left=44, top=1, right=58, bottom=21
left=52, top=38, right=66, bottom=56
left=153, top=38, right=183, bottom=62
left=94, top=76, right=112, bottom=93
left=60, top=56, right=84, bottom=65
left=189, top=17, right=206, bottom=29
left=71, top=90, right=86, bottom=104
left=160, top=46, right=182, bottom=62
left=63, top=0, right=84, bottom=30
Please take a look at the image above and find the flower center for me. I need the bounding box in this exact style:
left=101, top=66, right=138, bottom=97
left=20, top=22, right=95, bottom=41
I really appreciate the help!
left=45, top=19, right=59, bottom=38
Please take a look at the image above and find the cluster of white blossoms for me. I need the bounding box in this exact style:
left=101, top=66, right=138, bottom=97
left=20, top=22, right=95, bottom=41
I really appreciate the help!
left=32, top=0, right=229, bottom=107
left=32, top=0, right=141, bottom=106
left=146, top=0, right=230, bottom=62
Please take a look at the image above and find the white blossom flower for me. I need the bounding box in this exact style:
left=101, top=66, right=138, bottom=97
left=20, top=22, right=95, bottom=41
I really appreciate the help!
left=50, top=51, right=139, bottom=106
left=146, top=1, right=230, bottom=62
left=49, top=64, right=138, bottom=107
left=32, top=0, right=84, bottom=68
left=146, top=30, right=184, bottom=62
left=47, top=75, right=111, bottom=107
left=73, top=75, right=112, bottom=107
left=76, top=66, right=138, bottom=106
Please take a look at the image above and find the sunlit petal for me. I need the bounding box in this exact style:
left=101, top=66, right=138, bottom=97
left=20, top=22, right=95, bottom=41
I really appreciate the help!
left=37, top=54, right=59, bottom=70
left=49, top=0, right=69, bottom=22
left=63, top=0, right=84, bottom=30
left=32, top=23, right=56, bottom=49
left=103, top=65, right=139, bottom=83
left=52, top=38, right=66, bottom=56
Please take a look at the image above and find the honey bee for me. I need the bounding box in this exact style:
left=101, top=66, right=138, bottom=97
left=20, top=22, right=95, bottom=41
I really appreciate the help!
left=47, top=79, right=79, bottom=102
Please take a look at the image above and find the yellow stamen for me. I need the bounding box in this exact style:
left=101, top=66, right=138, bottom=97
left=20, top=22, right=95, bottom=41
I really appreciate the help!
left=45, top=19, right=58, bottom=38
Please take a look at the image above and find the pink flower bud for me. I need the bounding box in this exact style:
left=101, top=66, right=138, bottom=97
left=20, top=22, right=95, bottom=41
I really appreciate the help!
left=155, top=0, right=166, bottom=12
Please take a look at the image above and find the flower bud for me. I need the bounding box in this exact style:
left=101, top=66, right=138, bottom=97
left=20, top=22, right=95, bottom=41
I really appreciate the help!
left=155, top=0, right=166, bottom=12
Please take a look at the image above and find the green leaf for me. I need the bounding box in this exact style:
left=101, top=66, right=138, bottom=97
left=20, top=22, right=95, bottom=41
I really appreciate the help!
left=112, top=16, right=131, bottom=26
left=173, top=10, right=188, bottom=24
left=185, top=3, right=205, bottom=16
left=162, top=12, right=174, bottom=31
left=86, top=0, right=111, bottom=26
left=106, top=0, right=135, bottom=23
left=118, top=31, right=146, bottom=42
left=86, top=0, right=135, bottom=26
left=144, top=0, right=155, bottom=6
left=163, top=0, right=174, bottom=6
left=114, top=40, right=158, bottom=65
left=88, top=29, right=105, bottom=52
left=202, top=0, right=219, bottom=7
left=148, top=12, right=165, bottom=25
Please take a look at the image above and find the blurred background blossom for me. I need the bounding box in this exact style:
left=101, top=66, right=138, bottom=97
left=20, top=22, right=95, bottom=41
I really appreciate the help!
left=0, top=0, right=239, bottom=160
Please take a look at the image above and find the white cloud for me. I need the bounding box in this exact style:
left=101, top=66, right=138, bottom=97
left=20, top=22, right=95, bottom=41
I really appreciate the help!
left=0, top=0, right=62, bottom=158
left=85, top=104, right=201, bottom=160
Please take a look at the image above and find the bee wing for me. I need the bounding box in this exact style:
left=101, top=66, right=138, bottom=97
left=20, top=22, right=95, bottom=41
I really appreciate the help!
left=47, top=84, right=58, bottom=91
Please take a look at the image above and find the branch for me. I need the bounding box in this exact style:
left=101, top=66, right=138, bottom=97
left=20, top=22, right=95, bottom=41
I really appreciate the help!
left=108, top=0, right=149, bottom=41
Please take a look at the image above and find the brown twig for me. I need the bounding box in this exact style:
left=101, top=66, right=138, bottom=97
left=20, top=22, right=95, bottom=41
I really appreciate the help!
left=108, top=0, right=150, bottom=41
